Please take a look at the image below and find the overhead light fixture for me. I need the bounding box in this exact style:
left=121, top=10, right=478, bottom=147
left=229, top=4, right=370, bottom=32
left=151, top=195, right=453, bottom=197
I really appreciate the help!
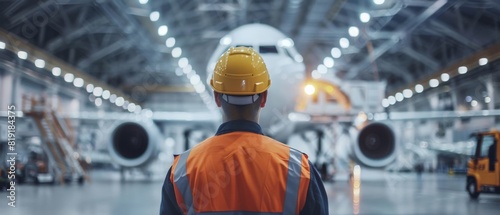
left=93, top=87, right=103, bottom=97
left=127, top=103, right=136, bottom=112
left=471, top=100, right=478, bottom=107
left=485, top=96, right=491, bottom=103
left=95, top=98, right=102, bottom=107
left=304, top=84, right=316, bottom=95
left=138, top=0, right=148, bottom=4
left=381, top=99, right=389, bottom=108
left=403, top=89, right=413, bottom=98
left=395, top=92, right=404, bottom=102
left=165, top=37, right=176, bottom=48
left=429, top=79, right=439, bottom=88
left=311, top=70, right=321, bottom=79
left=64, top=73, right=74, bottom=83
left=415, top=84, right=424, bottom=93
left=478, top=58, right=488, bottom=66
left=331, top=47, right=342, bottom=58
left=339, top=38, right=350, bottom=48
left=323, top=57, right=334, bottom=68
left=115, top=97, right=124, bottom=106
left=388, top=96, right=396, bottom=105
left=34, top=59, right=45, bottom=68
left=109, top=94, right=117, bottom=103
left=317, top=64, right=327, bottom=74
left=373, top=0, right=385, bottom=5
left=190, top=74, right=201, bottom=85
left=183, top=64, right=192, bottom=74
left=102, top=90, right=110, bottom=99
left=458, top=66, right=467, bottom=74
left=158, top=25, right=168, bottom=36
left=86, top=84, right=94, bottom=93
left=17, top=51, right=28, bottom=59
left=441, top=73, right=450, bottom=82
left=73, top=78, right=84, bottom=88
left=359, top=12, right=371, bottom=23
left=348, top=26, right=359, bottom=37
left=172, top=47, right=182, bottom=58
left=0, top=41, right=5, bottom=49
left=149, top=11, right=160, bottom=22
left=52, top=67, right=61, bottom=76
left=178, top=57, right=189, bottom=68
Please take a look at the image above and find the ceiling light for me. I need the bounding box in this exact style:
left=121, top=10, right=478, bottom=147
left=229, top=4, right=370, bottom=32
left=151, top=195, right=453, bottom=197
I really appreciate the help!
left=178, top=57, right=189, bottom=68
left=360, top=13, right=371, bottom=23
left=195, top=83, right=206, bottom=93
left=64, top=73, right=74, bottom=83
left=102, top=90, right=110, bottom=99
left=127, top=103, right=136, bottom=112
left=388, top=96, right=396, bottom=105
left=149, top=11, right=160, bottom=22
left=172, top=47, right=182, bottom=58
left=429, top=79, right=439, bottom=88
left=441, top=73, right=450, bottom=82
left=465, top=96, right=472, bottom=103
left=458, top=66, right=467, bottom=74
left=34, top=59, right=45, bottom=68
left=52, top=67, right=61, bottom=76
left=403, top=89, right=413, bottom=98
left=17, top=51, right=28, bottom=59
left=323, top=57, right=334, bottom=68
left=373, top=0, right=385, bottom=5
left=0, top=41, right=5, bottom=49
left=331, top=47, right=342, bottom=58
left=471, top=100, right=478, bottom=107
left=317, top=64, right=327, bottom=74
left=115, top=97, right=124, bottom=106
left=478, top=58, right=488, bottom=66
left=73, top=78, right=84, bottom=87
left=190, top=74, right=201, bottom=85
left=304, top=84, right=316, bottom=95
left=381, top=99, right=389, bottom=107
left=183, top=64, right=192, bottom=74
left=109, top=94, right=117, bottom=103
left=339, top=38, right=350, bottom=48
left=95, top=98, right=102, bottom=107
left=86, top=84, right=94, bottom=93
left=395, top=92, right=404, bottom=102
left=138, top=0, right=148, bottom=4
left=311, top=70, right=321, bottom=79
left=93, top=87, right=103, bottom=97
left=158, top=25, right=168, bottom=36
left=415, top=84, right=424, bottom=93
left=165, top=37, right=176, bottom=48
left=348, top=26, right=359, bottom=37
left=485, top=96, right=491, bottom=103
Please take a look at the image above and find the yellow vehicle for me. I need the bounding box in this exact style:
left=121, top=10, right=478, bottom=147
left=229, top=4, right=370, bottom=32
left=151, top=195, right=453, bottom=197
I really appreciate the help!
left=467, top=130, right=499, bottom=199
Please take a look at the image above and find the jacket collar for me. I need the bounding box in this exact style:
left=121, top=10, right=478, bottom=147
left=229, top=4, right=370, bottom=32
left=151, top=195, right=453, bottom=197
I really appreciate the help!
left=215, top=120, right=264, bottom=136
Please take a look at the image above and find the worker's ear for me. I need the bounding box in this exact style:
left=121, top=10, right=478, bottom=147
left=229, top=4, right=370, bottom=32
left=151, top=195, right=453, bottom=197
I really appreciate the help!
left=214, top=91, right=222, bottom=107
left=260, top=91, right=268, bottom=108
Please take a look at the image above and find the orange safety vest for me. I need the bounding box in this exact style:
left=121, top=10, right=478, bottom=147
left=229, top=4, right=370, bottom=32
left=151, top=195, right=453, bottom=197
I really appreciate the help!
left=170, top=132, right=311, bottom=214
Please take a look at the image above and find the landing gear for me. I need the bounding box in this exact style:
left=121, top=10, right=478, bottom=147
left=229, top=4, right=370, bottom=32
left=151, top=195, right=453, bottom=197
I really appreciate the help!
left=467, top=178, right=480, bottom=199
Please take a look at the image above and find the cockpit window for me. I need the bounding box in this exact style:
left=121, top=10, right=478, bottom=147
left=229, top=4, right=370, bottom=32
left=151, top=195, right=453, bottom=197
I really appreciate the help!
left=259, top=46, right=278, bottom=54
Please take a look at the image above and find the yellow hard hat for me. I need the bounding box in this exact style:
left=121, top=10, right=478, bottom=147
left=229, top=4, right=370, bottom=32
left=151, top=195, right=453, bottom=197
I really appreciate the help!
left=210, top=47, right=271, bottom=95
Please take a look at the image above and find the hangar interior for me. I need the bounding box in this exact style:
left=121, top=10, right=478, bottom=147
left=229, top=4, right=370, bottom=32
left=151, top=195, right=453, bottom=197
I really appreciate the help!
left=0, top=0, right=500, bottom=214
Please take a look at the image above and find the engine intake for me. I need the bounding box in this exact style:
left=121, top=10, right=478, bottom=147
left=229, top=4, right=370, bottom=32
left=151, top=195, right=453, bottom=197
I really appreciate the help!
left=353, top=122, right=396, bottom=168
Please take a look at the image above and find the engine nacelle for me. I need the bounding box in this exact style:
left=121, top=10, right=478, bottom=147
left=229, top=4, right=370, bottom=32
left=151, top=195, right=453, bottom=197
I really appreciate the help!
left=106, top=119, right=162, bottom=168
left=352, top=122, right=396, bottom=168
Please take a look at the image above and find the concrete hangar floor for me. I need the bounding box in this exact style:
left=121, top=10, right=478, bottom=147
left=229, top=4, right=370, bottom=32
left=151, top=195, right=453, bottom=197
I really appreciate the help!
left=2, top=171, right=499, bottom=215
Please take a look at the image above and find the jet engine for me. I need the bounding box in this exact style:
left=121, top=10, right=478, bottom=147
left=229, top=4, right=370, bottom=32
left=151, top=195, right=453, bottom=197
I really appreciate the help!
left=106, top=119, right=162, bottom=168
left=352, top=122, right=397, bottom=168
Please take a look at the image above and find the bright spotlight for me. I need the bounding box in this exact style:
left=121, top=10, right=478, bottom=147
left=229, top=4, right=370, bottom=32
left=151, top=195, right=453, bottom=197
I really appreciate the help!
left=73, top=78, right=84, bottom=88
left=64, top=73, right=74, bottom=83
left=172, top=47, right=182, bottom=58
left=360, top=12, right=371, bottom=23
left=429, top=79, right=439, bottom=88
left=86, top=84, right=94, bottom=93
left=395, top=92, right=404, bottom=102
left=415, top=84, right=424, bottom=93
left=339, top=38, right=350, bottom=48
left=93, top=87, right=103, bottom=97
left=304, top=84, right=316, bottom=95
left=178, top=57, right=189, bottom=68
left=471, top=100, right=478, bottom=107
left=138, top=0, right=148, bottom=5
left=17, top=51, right=28, bottom=59
left=158, top=25, right=168, bottom=36
left=485, top=97, right=491, bottom=103
left=441, top=73, right=450, bottom=82
left=149, top=11, right=160, bottom=22
left=128, top=103, right=136, bottom=112
left=0, top=41, right=5, bottom=49
left=115, top=97, right=124, bottom=106
left=109, top=94, right=117, bottom=103
left=220, top=36, right=232, bottom=45
left=348, top=26, right=359, bottom=37
left=323, top=57, right=334, bottom=68
left=403, top=89, right=413, bottom=98
left=478, top=58, right=488, bottom=66
left=34, top=59, right=45, bottom=68
left=166, top=37, right=176, bottom=48
left=331, top=47, right=342, bottom=58
left=381, top=99, right=390, bottom=107
left=190, top=74, right=201, bottom=85
left=102, top=90, right=110, bottom=99
left=388, top=96, right=396, bottom=105
left=373, top=0, right=385, bottom=5
left=52, top=67, right=61, bottom=76
left=458, top=66, right=467, bottom=74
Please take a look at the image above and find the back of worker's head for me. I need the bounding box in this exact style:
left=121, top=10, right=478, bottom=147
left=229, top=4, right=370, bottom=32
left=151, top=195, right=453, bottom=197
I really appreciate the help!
left=210, top=47, right=271, bottom=120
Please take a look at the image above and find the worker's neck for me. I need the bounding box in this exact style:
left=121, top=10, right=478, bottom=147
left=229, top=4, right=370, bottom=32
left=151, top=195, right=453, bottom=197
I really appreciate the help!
left=223, top=115, right=259, bottom=124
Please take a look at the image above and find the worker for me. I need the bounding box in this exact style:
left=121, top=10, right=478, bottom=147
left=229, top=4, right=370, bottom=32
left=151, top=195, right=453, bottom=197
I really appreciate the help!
left=160, top=47, right=328, bottom=214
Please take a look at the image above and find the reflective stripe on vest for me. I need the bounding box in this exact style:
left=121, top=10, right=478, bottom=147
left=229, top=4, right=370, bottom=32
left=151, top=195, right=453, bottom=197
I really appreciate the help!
left=173, top=147, right=304, bottom=215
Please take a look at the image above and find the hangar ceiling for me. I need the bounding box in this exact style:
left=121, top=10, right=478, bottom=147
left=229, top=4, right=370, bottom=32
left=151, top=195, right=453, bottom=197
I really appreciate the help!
left=1, top=0, right=499, bottom=110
